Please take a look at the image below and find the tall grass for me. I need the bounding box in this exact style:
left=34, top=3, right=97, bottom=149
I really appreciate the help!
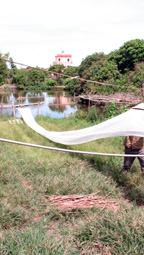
left=0, top=111, right=144, bottom=254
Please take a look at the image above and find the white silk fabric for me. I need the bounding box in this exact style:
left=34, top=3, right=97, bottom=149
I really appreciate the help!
left=18, top=103, right=144, bottom=145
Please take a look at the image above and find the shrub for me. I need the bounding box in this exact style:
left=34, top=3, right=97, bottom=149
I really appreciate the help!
left=46, top=79, right=57, bottom=87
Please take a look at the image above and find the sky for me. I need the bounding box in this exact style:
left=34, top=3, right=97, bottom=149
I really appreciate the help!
left=1, top=0, right=144, bottom=69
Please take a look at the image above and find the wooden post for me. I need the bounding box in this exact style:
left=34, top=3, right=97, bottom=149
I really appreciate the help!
left=0, top=96, right=3, bottom=116
left=58, top=73, right=61, bottom=87
left=74, top=92, right=75, bottom=103
left=41, top=90, right=43, bottom=113
left=141, top=78, right=144, bottom=98
left=20, top=95, right=22, bottom=104
left=37, top=101, right=40, bottom=115
left=11, top=93, right=15, bottom=117
left=1, top=96, right=3, bottom=109
left=88, top=93, right=91, bottom=110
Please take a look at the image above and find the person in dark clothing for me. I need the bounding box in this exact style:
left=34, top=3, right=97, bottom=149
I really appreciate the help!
left=123, top=136, right=144, bottom=175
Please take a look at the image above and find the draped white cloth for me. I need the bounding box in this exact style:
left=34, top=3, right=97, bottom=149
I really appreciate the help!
left=18, top=103, right=144, bottom=145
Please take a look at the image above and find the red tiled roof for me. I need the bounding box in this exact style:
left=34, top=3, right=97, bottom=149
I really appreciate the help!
left=56, top=54, right=72, bottom=58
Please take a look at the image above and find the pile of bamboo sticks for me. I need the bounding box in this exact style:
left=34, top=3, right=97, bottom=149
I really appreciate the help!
left=40, top=193, right=119, bottom=212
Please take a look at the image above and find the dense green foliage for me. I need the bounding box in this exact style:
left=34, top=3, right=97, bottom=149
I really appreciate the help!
left=27, top=68, right=45, bottom=86
left=108, top=39, right=144, bottom=74
left=82, top=60, right=120, bottom=82
left=129, top=62, right=144, bottom=88
left=49, top=64, right=65, bottom=73
left=76, top=39, right=144, bottom=95
left=64, top=66, right=78, bottom=77
left=0, top=53, right=9, bottom=84
left=12, top=68, right=28, bottom=89
left=46, top=79, right=57, bottom=87
left=64, top=78, right=81, bottom=94
left=12, top=68, right=47, bottom=89
left=78, top=52, right=106, bottom=77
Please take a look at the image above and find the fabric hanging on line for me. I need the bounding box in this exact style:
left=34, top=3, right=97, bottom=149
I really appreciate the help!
left=18, top=103, right=144, bottom=145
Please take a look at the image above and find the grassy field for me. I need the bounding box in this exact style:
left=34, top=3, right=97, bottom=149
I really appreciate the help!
left=0, top=113, right=144, bottom=254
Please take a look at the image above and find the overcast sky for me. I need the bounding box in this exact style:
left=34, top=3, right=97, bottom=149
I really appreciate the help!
left=1, top=0, right=144, bottom=68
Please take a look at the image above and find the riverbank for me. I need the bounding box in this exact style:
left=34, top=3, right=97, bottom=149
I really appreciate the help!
left=0, top=83, right=143, bottom=107
left=0, top=114, right=144, bottom=254
left=0, top=83, right=17, bottom=89
left=78, top=92, right=143, bottom=106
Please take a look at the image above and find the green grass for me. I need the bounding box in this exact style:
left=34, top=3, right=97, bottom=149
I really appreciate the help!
left=0, top=115, right=144, bottom=254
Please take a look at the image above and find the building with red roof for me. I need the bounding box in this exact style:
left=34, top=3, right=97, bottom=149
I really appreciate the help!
left=53, top=51, right=72, bottom=67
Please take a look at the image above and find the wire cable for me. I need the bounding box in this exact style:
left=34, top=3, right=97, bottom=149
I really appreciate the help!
left=0, top=137, right=143, bottom=157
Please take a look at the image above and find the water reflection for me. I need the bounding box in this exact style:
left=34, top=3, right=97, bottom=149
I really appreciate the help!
left=0, top=90, right=78, bottom=118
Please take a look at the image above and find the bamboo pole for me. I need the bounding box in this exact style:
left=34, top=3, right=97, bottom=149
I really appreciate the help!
left=11, top=93, right=15, bottom=117
left=0, top=137, right=143, bottom=157
left=37, top=101, right=40, bottom=115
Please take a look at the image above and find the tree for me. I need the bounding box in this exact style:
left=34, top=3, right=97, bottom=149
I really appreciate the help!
left=83, top=60, right=120, bottom=82
left=27, top=68, right=45, bottom=86
left=63, top=66, right=78, bottom=78
left=46, top=79, right=57, bottom=87
left=64, top=78, right=81, bottom=94
left=0, top=53, right=9, bottom=84
left=9, top=57, right=17, bottom=79
left=9, top=57, right=17, bottom=70
left=108, top=39, right=144, bottom=74
left=12, top=69, right=28, bottom=89
left=128, top=62, right=144, bottom=88
left=78, top=52, right=106, bottom=77
left=49, top=64, right=65, bottom=74
left=49, top=64, right=65, bottom=86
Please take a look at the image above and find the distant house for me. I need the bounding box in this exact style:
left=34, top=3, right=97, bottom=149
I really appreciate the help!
left=53, top=51, right=72, bottom=67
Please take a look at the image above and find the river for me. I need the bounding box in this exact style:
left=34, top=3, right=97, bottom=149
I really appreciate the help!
left=0, top=90, right=80, bottom=118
